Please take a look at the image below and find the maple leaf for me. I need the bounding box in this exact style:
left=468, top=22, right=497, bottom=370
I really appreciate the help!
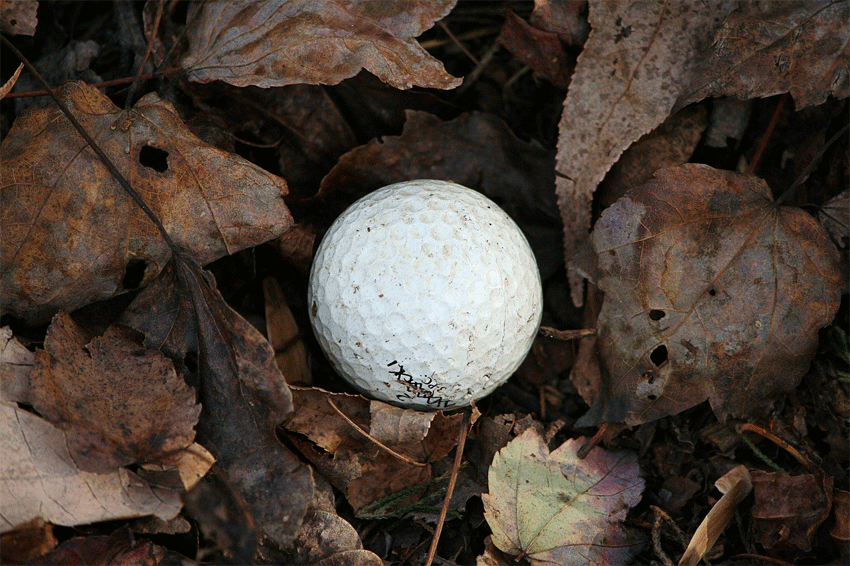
left=180, top=0, right=461, bottom=90
left=574, top=164, right=843, bottom=426
left=0, top=81, right=292, bottom=325
left=482, top=429, right=645, bottom=566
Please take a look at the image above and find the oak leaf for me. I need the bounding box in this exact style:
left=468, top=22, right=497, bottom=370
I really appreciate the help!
left=180, top=0, right=461, bottom=90
left=0, top=81, right=292, bottom=324
left=482, top=429, right=645, bottom=565
left=575, top=164, right=843, bottom=426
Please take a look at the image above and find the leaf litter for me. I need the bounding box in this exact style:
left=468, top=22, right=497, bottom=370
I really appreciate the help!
left=0, top=1, right=848, bottom=564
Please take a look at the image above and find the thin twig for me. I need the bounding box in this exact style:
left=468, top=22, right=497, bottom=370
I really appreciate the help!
left=424, top=409, right=472, bottom=566
left=437, top=20, right=479, bottom=65
left=747, top=94, right=786, bottom=175
left=539, top=326, right=597, bottom=341
left=325, top=398, right=428, bottom=467
left=125, top=0, right=164, bottom=108
left=736, top=422, right=816, bottom=473
left=2, top=68, right=183, bottom=99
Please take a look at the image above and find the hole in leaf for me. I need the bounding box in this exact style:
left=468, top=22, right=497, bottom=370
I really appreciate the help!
left=139, top=145, right=169, bottom=172
left=650, top=345, right=668, bottom=366
left=647, top=394, right=657, bottom=401
left=649, top=309, right=665, bottom=320
left=708, top=288, right=717, bottom=296
left=122, top=259, right=147, bottom=289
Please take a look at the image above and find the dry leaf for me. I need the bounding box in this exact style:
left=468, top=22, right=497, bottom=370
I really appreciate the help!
left=1, top=0, right=38, bottom=36
left=499, top=9, right=572, bottom=90
left=575, top=164, right=843, bottom=426
left=263, top=277, right=311, bottom=385
left=0, top=63, right=23, bottom=100
left=483, top=429, right=645, bottom=565
left=676, top=0, right=850, bottom=111
left=530, top=0, right=589, bottom=47
left=181, top=0, right=461, bottom=90
left=27, top=313, right=200, bottom=472
left=283, top=387, right=461, bottom=512
left=751, top=471, right=834, bottom=551
left=831, top=489, right=850, bottom=555
left=270, top=474, right=382, bottom=566
left=0, top=81, right=292, bottom=324
left=0, top=402, right=183, bottom=532
left=679, top=464, right=752, bottom=566
left=0, top=519, right=56, bottom=564
left=122, top=259, right=314, bottom=547
left=27, top=527, right=187, bottom=565
left=554, top=0, right=733, bottom=305
left=0, top=326, right=33, bottom=402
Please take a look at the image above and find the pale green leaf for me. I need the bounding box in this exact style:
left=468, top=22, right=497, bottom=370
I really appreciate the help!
left=483, top=429, right=645, bottom=565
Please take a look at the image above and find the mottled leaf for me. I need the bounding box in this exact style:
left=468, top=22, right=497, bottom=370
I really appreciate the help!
left=181, top=0, right=461, bottom=90
left=575, top=164, right=843, bottom=426
left=483, top=429, right=645, bottom=565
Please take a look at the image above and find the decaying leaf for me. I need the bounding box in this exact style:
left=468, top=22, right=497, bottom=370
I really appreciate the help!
left=0, top=402, right=184, bottom=532
left=283, top=387, right=461, bottom=512
left=676, top=0, right=850, bottom=111
left=181, top=0, right=461, bottom=90
left=499, top=9, right=572, bottom=90
left=0, top=81, right=292, bottom=324
left=555, top=0, right=733, bottom=305
left=1, top=0, right=38, bottom=36
left=574, top=164, right=843, bottom=426
left=26, top=527, right=186, bottom=565
left=0, top=326, right=33, bottom=402
left=751, top=471, right=834, bottom=551
left=26, top=313, right=200, bottom=472
left=122, top=259, right=314, bottom=548
left=483, top=429, right=645, bottom=565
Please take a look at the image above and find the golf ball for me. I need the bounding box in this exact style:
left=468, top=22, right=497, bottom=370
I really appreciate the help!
left=308, top=180, right=542, bottom=409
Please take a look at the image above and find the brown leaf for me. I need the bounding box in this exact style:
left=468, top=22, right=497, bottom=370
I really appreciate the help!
left=530, top=0, right=589, bottom=47
left=0, top=326, right=33, bottom=402
left=751, top=471, right=833, bottom=551
left=0, top=81, right=292, bottom=324
left=283, top=387, right=462, bottom=512
left=831, top=489, right=850, bottom=554
left=28, top=313, right=199, bottom=472
left=499, top=10, right=572, bottom=90
left=676, top=0, right=850, bottom=111
left=555, top=0, right=733, bottom=305
left=263, top=277, right=311, bottom=385
left=122, top=259, right=313, bottom=547
left=575, top=164, right=843, bottom=426
left=0, top=403, right=184, bottom=530
left=0, top=519, right=56, bottom=564
left=180, top=0, right=461, bottom=90
left=265, top=474, right=382, bottom=566
left=1, top=0, right=38, bottom=36
left=27, top=527, right=189, bottom=566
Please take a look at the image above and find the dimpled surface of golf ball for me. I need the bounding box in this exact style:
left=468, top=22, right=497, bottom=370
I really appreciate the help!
left=308, top=180, right=542, bottom=410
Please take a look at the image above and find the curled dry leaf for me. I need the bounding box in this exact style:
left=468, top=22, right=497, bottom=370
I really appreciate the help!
left=676, top=0, right=850, bottom=111
left=29, top=313, right=200, bottom=473
left=574, top=164, right=843, bottom=426
left=0, top=81, right=292, bottom=324
left=555, top=0, right=733, bottom=305
left=483, top=429, right=645, bottom=566
left=181, top=0, right=461, bottom=90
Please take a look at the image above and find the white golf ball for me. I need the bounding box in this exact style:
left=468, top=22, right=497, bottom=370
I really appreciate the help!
left=308, top=180, right=542, bottom=410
